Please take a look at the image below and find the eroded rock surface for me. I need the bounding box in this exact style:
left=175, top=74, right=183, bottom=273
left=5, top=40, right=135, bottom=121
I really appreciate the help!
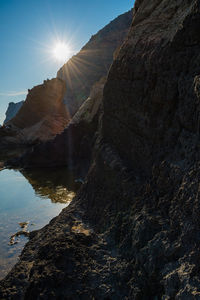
left=1, top=0, right=200, bottom=299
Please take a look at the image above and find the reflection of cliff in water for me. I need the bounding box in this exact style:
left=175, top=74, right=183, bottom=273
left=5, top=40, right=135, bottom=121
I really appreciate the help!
left=20, top=168, right=80, bottom=204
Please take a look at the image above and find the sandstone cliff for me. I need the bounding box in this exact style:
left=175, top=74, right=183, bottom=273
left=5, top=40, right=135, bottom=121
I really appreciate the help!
left=57, top=10, right=132, bottom=116
left=1, top=1, right=200, bottom=299
left=1, top=78, right=70, bottom=145
left=3, top=101, right=24, bottom=124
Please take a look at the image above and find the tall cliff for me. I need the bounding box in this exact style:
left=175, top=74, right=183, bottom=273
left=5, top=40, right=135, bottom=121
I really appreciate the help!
left=57, top=10, right=133, bottom=116
left=1, top=8, right=132, bottom=141
left=1, top=78, right=70, bottom=145
left=8, top=78, right=68, bottom=130
left=1, top=1, right=200, bottom=299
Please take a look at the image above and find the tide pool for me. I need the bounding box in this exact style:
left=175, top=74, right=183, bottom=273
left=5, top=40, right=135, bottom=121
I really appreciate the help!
left=0, top=167, right=78, bottom=279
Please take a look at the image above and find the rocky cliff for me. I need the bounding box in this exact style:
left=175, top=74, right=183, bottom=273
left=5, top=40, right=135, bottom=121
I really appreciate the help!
left=1, top=9, right=132, bottom=149
left=3, top=101, right=24, bottom=124
left=0, top=78, right=70, bottom=145
left=13, top=76, right=105, bottom=174
left=1, top=0, right=200, bottom=299
left=57, top=10, right=133, bottom=116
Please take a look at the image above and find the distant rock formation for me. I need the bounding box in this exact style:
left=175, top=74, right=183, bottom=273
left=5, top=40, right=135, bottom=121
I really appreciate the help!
left=13, top=77, right=106, bottom=174
left=3, top=101, right=24, bottom=124
left=1, top=78, right=70, bottom=146
left=1, top=10, right=132, bottom=155
left=57, top=10, right=132, bottom=116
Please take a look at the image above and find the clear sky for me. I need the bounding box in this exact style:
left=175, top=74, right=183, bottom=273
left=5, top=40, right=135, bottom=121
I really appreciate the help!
left=0, top=0, right=134, bottom=124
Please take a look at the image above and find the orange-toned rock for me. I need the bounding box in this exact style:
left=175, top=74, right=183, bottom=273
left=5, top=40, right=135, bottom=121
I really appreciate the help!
left=7, top=78, right=70, bottom=143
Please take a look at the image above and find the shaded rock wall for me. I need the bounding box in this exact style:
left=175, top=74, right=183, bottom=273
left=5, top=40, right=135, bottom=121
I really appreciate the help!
left=81, top=0, right=200, bottom=297
left=57, top=10, right=132, bottom=116
left=101, top=0, right=200, bottom=175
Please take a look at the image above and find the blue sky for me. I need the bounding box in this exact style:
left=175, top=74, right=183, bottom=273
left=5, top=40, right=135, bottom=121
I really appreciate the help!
left=0, top=0, right=133, bottom=124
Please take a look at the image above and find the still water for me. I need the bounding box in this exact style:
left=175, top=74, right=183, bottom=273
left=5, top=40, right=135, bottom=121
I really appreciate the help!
left=0, top=167, right=78, bottom=280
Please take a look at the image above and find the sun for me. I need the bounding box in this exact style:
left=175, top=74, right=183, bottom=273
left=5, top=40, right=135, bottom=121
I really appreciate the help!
left=52, top=42, right=71, bottom=62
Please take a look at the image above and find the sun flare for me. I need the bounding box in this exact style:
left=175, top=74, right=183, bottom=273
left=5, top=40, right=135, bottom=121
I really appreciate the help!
left=52, top=42, right=71, bottom=62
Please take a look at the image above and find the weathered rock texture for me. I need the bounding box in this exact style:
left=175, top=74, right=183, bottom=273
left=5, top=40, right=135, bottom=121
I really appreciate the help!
left=1, top=0, right=200, bottom=299
left=57, top=10, right=132, bottom=116
left=4, top=101, right=24, bottom=124
left=2, top=78, right=70, bottom=145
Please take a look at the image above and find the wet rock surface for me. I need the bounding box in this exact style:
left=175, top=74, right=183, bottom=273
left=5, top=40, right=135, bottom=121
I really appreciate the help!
left=1, top=0, right=200, bottom=299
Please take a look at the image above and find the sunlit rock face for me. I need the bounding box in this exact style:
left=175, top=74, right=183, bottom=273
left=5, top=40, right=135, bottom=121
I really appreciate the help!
left=13, top=77, right=106, bottom=173
left=6, top=78, right=70, bottom=143
left=4, top=101, right=24, bottom=124
left=57, top=10, right=132, bottom=116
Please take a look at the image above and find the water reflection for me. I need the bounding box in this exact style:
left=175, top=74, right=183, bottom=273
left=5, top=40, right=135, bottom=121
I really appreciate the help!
left=0, top=167, right=79, bottom=280
left=21, top=168, right=79, bottom=204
